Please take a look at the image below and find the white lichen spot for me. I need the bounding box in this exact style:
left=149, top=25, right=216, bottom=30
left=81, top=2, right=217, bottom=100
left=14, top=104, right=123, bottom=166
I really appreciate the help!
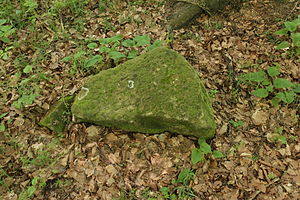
left=128, top=80, right=134, bottom=89
left=78, top=86, right=89, bottom=100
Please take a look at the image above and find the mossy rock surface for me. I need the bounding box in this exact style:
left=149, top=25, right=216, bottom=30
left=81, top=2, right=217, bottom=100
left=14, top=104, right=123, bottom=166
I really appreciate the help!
left=71, top=47, right=216, bottom=138
left=39, top=96, right=74, bottom=133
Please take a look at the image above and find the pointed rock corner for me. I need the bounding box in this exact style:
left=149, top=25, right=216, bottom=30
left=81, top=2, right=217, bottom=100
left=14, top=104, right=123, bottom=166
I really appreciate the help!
left=71, top=47, right=216, bottom=138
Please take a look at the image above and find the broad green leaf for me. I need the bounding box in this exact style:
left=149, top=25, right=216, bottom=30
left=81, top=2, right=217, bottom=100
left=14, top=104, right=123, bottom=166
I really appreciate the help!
left=276, top=41, right=289, bottom=49
left=133, top=35, right=150, bottom=46
left=292, top=84, right=300, bottom=93
left=273, top=78, right=294, bottom=89
left=291, top=33, right=300, bottom=45
left=267, top=66, right=280, bottom=77
left=109, top=34, right=123, bottom=43
left=240, top=71, right=266, bottom=83
left=275, top=92, right=295, bottom=104
left=191, top=148, right=204, bottom=164
left=23, top=65, right=33, bottom=73
left=274, top=28, right=288, bottom=35
left=127, top=50, right=138, bottom=59
left=251, top=88, right=269, bottom=98
left=99, top=46, right=111, bottom=53
left=292, top=17, right=300, bottom=26
left=87, top=42, right=97, bottom=49
left=262, top=79, right=271, bottom=86
left=122, top=39, right=136, bottom=47
left=198, top=138, right=212, bottom=154
left=212, top=150, right=224, bottom=158
left=0, top=123, right=5, bottom=132
left=108, top=51, right=126, bottom=60
left=284, top=21, right=297, bottom=32
left=85, top=55, right=102, bottom=68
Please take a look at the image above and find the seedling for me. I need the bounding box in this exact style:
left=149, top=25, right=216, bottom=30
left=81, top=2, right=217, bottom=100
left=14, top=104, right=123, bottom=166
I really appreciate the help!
left=229, top=120, right=244, bottom=128
left=239, top=63, right=299, bottom=106
left=191, top=138, right=224, bottom=165
left=274, top=15, right=300, bottom=56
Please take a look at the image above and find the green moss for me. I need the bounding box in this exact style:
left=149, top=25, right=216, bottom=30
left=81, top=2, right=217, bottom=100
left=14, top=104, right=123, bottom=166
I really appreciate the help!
left=39, top=96, right=74, bottom=133
left=72, top=47, right=216, bottom=138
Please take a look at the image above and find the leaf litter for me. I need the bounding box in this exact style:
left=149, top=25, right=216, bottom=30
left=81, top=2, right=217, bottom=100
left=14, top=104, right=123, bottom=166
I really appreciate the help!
left=0, top=0, right=299, bottom=199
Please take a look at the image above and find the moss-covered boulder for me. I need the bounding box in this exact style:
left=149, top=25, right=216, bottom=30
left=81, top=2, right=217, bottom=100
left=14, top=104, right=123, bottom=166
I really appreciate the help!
left=39, top=96, right=74, bottom=133
left=71, top=47, right=216, bottom=138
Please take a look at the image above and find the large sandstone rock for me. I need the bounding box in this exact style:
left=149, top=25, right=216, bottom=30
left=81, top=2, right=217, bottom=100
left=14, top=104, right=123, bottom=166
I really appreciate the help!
left=71, top=47, right=216, bottom=138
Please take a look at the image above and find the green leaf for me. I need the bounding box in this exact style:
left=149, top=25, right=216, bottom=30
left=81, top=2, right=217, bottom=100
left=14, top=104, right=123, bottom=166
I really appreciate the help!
left=177, top=169, right=194, bottom=184
left=274, top=28, right=288, bottom=35
left=284, top=21, right=297, bottom=32
left=276, top=41, right=289, bottom=49
left=27, top=186, right=36, bottom=197
left=122, top=39, right=136, bottom=47
left=23, top=65, right=33, bottom=73
left=74, top=50, right=86, bottom=59
left=0, top=123, right=5, bottom=132
left=291, top=33, right=300, bottom=45
left=108, top=51, right=126, bottom=60
left=212, top=150, right=224, bottom=158
left=292, top=84, right=300, bottom=93
left=229, top=120, right=244, bottom=128
left=133, top=35, right=151, bottom=46
left=273, top=78, right=294, bottom=89
left=240, top=71, right=266, bottom=83
left=266, top=85, right=274, bottom=92
left=109, top=34, right=123, bottom=43
left=271, top=97, right=281, bottom=106
left=160, top=187, right=170, bottom=196
left=127, top=50, right=138, bottom=59
left=147, top=40, right=162, bottom=51
left=0, top=19, right=7, bottom=25
left=0, top=112, right=8, bottom=119
left=31, top=177, right=39, bottom=186
left=85, top=55, right=102, bottom=68
left=276, top=91, right=295, bottom=104
left=191, top=148, right=204, bottom=164
left=198, top=138, right=212, bottom=154
left=274, top=134, right=287, bottom=144
left=99, top=46, right=111, bottom=53
left=267, top=66, right=280, bottom=77
left=251, top=88, right=269, bottom=98
left=87, top=42, right=97, bottom=49
left=61, top=56, right=72, bottom=62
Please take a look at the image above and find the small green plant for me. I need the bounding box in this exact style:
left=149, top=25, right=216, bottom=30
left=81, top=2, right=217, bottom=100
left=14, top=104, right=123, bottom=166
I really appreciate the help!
left=158, top=169, right=196, bottom=200
left=229, top=120, right=244, bottom=128
left=272, top=127, right=287, bottom=145
left=191, top=138, right=224, bottom=165
left=18, top=176, right=46, bottom=200
left=62, top=34, right=162, bottom=74
left=275, top=15, right=300, bottom=55
left=0, top=19, right=15, bottom=43
left=239, top=63, right=299, bottom=106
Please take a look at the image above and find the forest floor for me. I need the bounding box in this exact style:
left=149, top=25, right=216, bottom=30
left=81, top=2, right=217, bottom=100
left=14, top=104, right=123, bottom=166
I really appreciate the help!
left=0, top=0, right=299, bottom=199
